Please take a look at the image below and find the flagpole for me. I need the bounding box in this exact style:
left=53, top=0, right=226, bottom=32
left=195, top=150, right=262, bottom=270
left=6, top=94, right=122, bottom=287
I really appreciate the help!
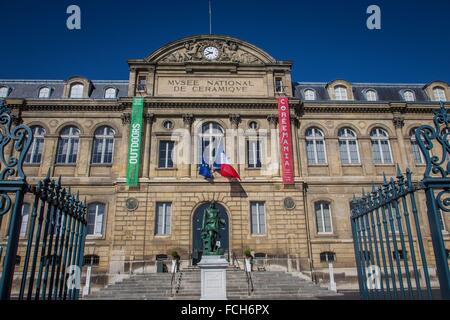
left=209, top=0, right=212, bottom=34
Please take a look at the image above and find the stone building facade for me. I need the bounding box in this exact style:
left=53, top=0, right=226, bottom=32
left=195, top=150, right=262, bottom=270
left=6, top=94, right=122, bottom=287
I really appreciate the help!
left=0, top=35, right=449, bottom=286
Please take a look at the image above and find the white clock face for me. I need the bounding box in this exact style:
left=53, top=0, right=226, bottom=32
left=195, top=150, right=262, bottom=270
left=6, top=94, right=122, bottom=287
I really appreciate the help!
left=203, top=46, right=219, bottom=60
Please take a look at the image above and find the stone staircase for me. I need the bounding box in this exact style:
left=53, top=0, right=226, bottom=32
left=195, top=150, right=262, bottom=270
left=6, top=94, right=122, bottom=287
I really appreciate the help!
left=85, top=268, right=342, bottom=300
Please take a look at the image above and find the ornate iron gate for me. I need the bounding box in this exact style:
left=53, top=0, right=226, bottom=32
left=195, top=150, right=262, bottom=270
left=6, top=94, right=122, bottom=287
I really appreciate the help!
left=0, top=102, right=87, bottom=300
left=351, top=102, right=450, bottom=300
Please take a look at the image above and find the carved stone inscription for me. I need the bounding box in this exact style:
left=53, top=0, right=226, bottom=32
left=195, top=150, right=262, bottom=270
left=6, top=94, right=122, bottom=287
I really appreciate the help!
left=156, top=76, right=267, bottom=97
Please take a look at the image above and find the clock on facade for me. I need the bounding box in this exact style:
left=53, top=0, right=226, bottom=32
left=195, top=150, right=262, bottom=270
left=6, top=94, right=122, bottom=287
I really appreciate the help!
left=203, top=46, right=219, bottom=61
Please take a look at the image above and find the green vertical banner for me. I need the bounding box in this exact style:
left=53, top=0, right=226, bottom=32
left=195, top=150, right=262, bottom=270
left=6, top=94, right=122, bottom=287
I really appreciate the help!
left=126, top=97, right=144, bottom=187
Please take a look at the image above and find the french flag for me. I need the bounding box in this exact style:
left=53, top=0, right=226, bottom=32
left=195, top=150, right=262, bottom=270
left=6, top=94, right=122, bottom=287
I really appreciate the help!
left=213, top=144, right=241, bottom=181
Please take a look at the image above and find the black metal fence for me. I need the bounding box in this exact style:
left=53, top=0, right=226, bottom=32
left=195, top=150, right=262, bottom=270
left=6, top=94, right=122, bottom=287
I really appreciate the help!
left=0, top=102, right=87, bottom=300
left=351, top=102, right=450, bottom=300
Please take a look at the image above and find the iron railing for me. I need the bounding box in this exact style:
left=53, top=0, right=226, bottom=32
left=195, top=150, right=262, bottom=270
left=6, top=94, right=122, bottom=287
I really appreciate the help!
left=0, top=102, right=87, bottom=300
left=352, top=102, right=450, bottom=300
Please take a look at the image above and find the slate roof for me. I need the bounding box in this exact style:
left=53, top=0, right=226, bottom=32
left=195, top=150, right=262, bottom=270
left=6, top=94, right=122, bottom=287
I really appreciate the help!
left=0, top=79, right=441, bottom=103
left=0, top=80, right=128, bottom=100
left=294, top=82, right=433, bottom=102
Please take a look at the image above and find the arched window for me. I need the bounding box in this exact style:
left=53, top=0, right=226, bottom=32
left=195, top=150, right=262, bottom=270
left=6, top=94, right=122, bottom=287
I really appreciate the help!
left=365, top=89, right=378, bottom=101
left=410, top=128, right=425, bottom=165
left=20, top=203, right=31, bottom=237
left=371, top=128, right=393, bottom=164
left=338, top=128, right=360, bottom=164
left=306, top=127, right=327, bottom=164
left=69, top=83, right=84, bottom=99
left=304, top=89, right=316, bottom=101
left=91, top=126, right=115, bottom=164
left=433, top=87, right=447, bottom=102
left=403, top=90, right=415, bottom=102
left=0, top=86, right=10, bottom=98
left=315, top=201, right=333, bottom=234
left=87, top=203, right=105, bottom=236
left=25, top=126, right=45, bottom=164
left=56, top=126, right=80, bottom=164
left=38, top=87, right=51, bottom=99
left=334, top=86, right=348, bottom=101
left=104, top=88, right=117, bottom=99
left=199, top=122, right=224, bottom=165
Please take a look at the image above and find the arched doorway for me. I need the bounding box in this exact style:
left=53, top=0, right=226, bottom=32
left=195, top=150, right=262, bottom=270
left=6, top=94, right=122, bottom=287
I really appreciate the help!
left=192, top=202, right=229, bottom=265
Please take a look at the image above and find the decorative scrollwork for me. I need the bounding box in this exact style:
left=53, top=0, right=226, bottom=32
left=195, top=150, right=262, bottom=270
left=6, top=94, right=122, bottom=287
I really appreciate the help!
left=0, top=101, right=33, bottom=181
left=436, top=189, right=450, bottom=213
left=415, top=102, right=450, bottom=179
left=0, top=191, right=12, bottom=217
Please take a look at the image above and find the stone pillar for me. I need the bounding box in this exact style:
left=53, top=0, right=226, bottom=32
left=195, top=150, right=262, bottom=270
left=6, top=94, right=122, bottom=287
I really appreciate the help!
left=76, top=135, right=91, bottom=177
left=393, top=116, right=409, bottom=170
left=39, top=135, right=58, bottom=177
left=229, top=114, right=241, bottom=173
left=120, top=113, right=131, bottom=178
left=142, top=113, right=155, bottom=178
left=267, top=114, right=280, bottom=177
left=182, top=114, right=194, bottom=178
left=128, top=68, right=137, bottom=97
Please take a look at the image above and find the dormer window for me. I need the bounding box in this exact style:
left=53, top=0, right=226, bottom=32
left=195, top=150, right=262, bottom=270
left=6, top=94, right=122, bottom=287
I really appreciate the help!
left=104, top=88, right=117, bottom=99
left=403, top=90, right=415, bottom=102
left=304, top=89, right=316, bottom=101
left=0, top=86, right=10, bottom=98
left=69, top=83, right=84, bottom=99
left=275, top=78, right=284, bottom=94
left=38, top=87, right=51, bottom=99
left=334, top=86, right=348, bottom=101
left=433, top=87, right=447, bottom=102
left=365, top=89, right=377, bottom=101
left=137, top=75, right=147, bottom=92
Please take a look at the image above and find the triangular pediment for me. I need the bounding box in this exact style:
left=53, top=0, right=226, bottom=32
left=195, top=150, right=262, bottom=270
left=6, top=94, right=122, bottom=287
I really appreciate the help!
left=145, top=35, right=277, bottom=65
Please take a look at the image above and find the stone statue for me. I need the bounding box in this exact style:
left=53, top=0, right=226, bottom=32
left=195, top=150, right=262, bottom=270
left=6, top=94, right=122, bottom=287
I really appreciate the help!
left=201, top=201, right=226, bottom=255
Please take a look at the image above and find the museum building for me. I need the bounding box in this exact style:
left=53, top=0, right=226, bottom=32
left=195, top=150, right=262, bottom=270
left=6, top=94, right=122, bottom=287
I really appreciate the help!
left=0, top=35, right=449, bottom=285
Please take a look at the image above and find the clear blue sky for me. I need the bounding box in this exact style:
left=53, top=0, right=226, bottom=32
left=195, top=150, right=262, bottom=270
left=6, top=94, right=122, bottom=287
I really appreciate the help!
left=1, top=0, right=449, bottom=83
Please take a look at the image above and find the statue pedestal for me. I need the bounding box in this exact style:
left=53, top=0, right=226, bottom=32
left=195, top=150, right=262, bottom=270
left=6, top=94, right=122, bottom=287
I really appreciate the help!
left=197, top=255, right=228, bottom=300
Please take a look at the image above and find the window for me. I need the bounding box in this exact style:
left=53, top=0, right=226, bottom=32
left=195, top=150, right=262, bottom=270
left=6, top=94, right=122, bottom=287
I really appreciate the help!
left=439, top=210, right=446, bottom=232
left=250, top=202, right=266, bottom=235
left=403, top=90, right=415, bottom=102
left=69, top=83, right=84, bottom=99
left=56, top=126, right=80, bottom=164
left=84, top=255, right=100, bottom=266
left=137, top=75, right=147, bottom=92
left=25, top=126, right=45, bottom=164
left=92, top=126, right=115, bottom=164
left=275, top=78, right=283, bottom=94
left=20, top=203, right=31, bottom=237
left=334, top=86, right=348, bottom=101
left=338, top=128, right=360, bottom=164
left=199, top=122, right=224, bottom=165
left=159, top=141, right=175, bottom=168
left=87, top=203, right=105, bottom=236
left=155, top=202, right=171, bottom=235
left=104, top=88, right=117, bottom=99
left=247, top=139, right=262, bottom=168
left=163, top=120, right=174, bottom=130
left=315, top=201, right=333, bottom=234
left=0, top=86, right=10, bottom=98
left=410, top=128, right=424, bottom=165
left=38, top=87, right=51, bottom=99
left=371, top=128, right=393, bottom=164
left=433, top=87, right=447, bottom=102
left=304, top=89, right=316, bottom=101
left=306, top=127, right=327, bottom=164
left=365, top=89, right=377, bottom=101
left=248, top=121, right=258, bottom=130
